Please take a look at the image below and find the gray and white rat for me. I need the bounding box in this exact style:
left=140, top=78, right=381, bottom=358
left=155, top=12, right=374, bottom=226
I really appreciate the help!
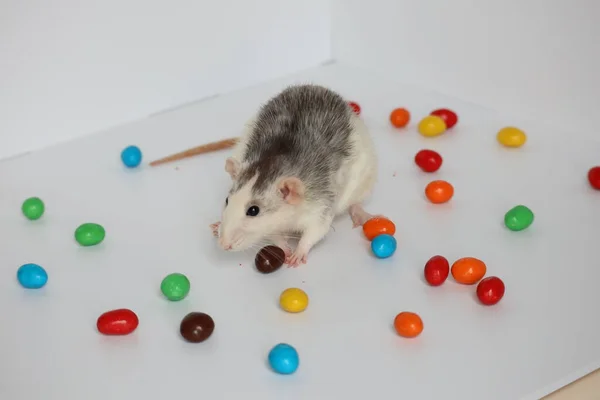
left=208, top=84, right=380, bottom=267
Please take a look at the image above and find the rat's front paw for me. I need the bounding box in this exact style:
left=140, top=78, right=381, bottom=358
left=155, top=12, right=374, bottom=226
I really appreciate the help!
left=210, top=222, right=221, bottom=238
left=286, top=250, right=308, bottom=268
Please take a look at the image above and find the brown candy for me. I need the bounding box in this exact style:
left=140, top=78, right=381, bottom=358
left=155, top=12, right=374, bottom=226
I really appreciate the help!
left=180, top=312, right=215, bottom=343
left=255, top=245, right=285, bottom=274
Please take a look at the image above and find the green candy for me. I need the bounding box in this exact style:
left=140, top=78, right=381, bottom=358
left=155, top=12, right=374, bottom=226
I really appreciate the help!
left=75, top=223, right=106, bottom=246
left=504, top=205, right=534, bottom=231
left=22, top=197, right=45, bottom=220
left=161, top=273, right=190, bottom=301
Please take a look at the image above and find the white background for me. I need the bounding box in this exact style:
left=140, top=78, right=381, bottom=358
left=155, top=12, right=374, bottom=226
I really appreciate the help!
left=0, top=0, right=331, bottom=159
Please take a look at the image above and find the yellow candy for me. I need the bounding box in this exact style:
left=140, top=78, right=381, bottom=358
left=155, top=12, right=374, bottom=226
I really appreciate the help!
left=279, top=288, right=308, bottom=313
left=497, top=127, right=527, bottom=147
left=418, top=115, right=447, bottom=137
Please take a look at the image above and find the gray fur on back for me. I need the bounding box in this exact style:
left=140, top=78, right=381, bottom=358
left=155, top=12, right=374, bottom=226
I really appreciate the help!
left=233, top=84, right=354, bottom=205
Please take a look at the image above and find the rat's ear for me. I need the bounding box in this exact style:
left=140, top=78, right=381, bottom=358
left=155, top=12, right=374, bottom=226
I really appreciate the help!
left=225, top=157, right=240, bottom=179
left=278, top=177, right=305, bottom=205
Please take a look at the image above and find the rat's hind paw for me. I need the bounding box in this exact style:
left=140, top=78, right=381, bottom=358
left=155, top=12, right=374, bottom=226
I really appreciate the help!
left=210, top=222, right=221, bottom=237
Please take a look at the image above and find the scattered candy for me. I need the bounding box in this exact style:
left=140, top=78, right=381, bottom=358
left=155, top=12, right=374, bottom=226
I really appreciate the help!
left=588, top=166, right=600, bottom=190
left=389, top=108, right=411, bottom=128
left=394, top=311, right=423, bottom=338
left=121, top=145, right=143, bottom=168
left=348, top=101, right=361, bottom=115
left=255, top=246, right=285, bottom=274
left=414, top=149, right=443, bottom=173
left=425, top=180, right=454, bottom=203
left=423, top=255, right=450, bottom=286
left=371, top=234, right=397, bottom=258
left=418, top=115, right=446, bottom=137
left=430, top=108, right=458, bottom=129
left=504, top=205, right=534, bottom=231
left=476, top=276, right=505, bottom=305
left=74, top=223, right=106, bottom=246
left=17, top=263, right=48, bottom=289
left=97, top=308, right=139, bottom=335
left=180, top=312, right=215, bottom=343
left=363, top=217, right=396, bottom=241
left=451, top=257, right=487, bottom=285
left=21, top=197, right=45, bottom=220
left=268, top=343, right=299, bottom=374
left=160, top=273, right=191, bottom=301
left=497, top=127, right=526, bottom=147
left=279, top=288, right=309, bottom=313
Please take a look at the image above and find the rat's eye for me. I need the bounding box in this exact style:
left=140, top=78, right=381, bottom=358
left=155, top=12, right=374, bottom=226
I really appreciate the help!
left=225, top=197, right=228, bottom=206
left=246, top=205, right=260, bottom=217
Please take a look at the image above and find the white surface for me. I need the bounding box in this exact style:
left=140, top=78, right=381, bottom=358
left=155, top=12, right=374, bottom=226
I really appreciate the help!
left=1, top=64, right=599, bottom=400
left=332, top=0, right=600, bottom=133
left=0, top=0, right=330, bottom=159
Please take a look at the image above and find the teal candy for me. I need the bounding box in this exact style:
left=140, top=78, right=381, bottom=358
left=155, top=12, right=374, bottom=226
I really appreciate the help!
left=371, top=234, right=397, bottom=259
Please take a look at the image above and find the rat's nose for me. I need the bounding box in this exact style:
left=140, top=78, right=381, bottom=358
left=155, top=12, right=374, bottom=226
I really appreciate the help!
left=218, top=237, right=233, bottom=250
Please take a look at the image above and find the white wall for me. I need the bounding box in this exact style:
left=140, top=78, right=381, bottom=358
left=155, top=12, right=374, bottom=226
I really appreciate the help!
left=0, top=0, right=331, bottom=159
left=332, top=0, right=600, bottom=131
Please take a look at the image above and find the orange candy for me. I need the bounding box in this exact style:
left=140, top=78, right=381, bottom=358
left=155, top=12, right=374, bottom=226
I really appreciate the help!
left=394, top=312, right=423, bottom=338
left=451, top=257, right=487, bottom=284
left=363, top=217, right=396, bottom=241
left=425, top=180, right=454, bottom=203
left=390, top=108, right=410, bottom=128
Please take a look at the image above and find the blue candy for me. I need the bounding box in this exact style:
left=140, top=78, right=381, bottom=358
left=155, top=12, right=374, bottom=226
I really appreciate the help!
left=120, top=145, right=143, bottom=168
left=371, top=234, right=397, bottom=259
left=17, top=263, right=48, bottom=289
left=268, top=343, right=299, bottom=374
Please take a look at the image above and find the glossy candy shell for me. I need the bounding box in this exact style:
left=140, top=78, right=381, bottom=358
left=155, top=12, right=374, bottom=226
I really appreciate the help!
left=279, top=288, right=309, bottom=313
left=121, top=145, right=143, bottom=168
left=451, top=257, right=487, bottom=284
left=371, top=234, right=397, bottom=258
left=17, top=263, right=48, bottom=289
left=362, top=217, right=396, bottom=241
left=414, top=149, right=443, bottom=173
left=21, top=197, right=45, bottom=220
left=75, top=223, right=106, bottom=246
left=424, top=255, right=450, bottom=286
left=588, top=166, right=600, bottom=190
left=394, top=312, right=423, bottom=338
left=430, top=108, right=458, bottom=128
left=348, top=101, right=361, bottom=115
left=418, top=115, right=447, bottom=137
left=268, top=343, right=299, bottom=374
left=497, top=127, right=526, bottom=147
left=389, top=108, right=410, bottom=128
left=504, top=205, right=534, bottom=231
left=476, top=276, right=505, bottom=305
left=160, top=273, right=191, bottom=301
left=97, top=309, right=139, bottom=335
left=425, top=180, right=454, bottom=203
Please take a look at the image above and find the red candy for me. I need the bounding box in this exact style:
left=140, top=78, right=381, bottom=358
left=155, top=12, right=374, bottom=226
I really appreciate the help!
left=97, top=308, right=139, bottom=335
left=348, top=101, right=361, bottom=115
left=430, top=108, right=458, bottom=129
left=415, top=149, right=443, bottom=173
left=476, top=277, right=505, bottom=305
left=424, top=255, right=450, bottom=286
left=588, top=166, right=600, bottom=190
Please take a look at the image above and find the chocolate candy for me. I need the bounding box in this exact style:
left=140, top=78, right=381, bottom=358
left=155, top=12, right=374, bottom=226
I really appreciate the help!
left=180, top=312, right=215, bottom=343
left=255, top=246, right=285, bottom=273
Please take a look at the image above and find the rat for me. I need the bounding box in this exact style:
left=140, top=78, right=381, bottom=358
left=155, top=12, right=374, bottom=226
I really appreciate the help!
left=206, top=84, right=381, bottom=267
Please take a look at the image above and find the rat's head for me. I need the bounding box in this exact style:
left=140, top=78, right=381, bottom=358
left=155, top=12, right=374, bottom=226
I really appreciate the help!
left=218, top=157, right=304, bottom=252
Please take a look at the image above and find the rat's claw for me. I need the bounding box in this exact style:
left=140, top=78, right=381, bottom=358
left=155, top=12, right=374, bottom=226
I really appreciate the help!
left=210, top=222, right=221, bottom=237
left=286, top=250, right=308, bottom=268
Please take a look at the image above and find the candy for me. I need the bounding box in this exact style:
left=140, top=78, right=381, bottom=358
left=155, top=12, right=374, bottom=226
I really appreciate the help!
left=389, top=108, right=410, bottom=128
left=504, top=205, right=534, bottom=231
left=476, top=276, right=505, bottom=305
left=268, top=343, right=299, bottom=374
left=588, top=166, right=600, bottom=190
left=371, top=234, right=397, bottom=258
left=451, top=257, right=487, bottom=284
left=425, top=180, right=454, bottom=203
left=423, top=255, right=450, bottom=286
left=97, top=308, right=139, bottom=335
left=279, top=288, right=309, bottom=313
left=21, top=197, right=45, bottom=220
left=160, top=273, right=190, bottom=301
left=393, top=312, right=423, bottom=338
left=430, top=108, right=458, bottom=129
left=414, top=149, right=443, bottom=173
left=17, top=263, right=48, bottom=289
left=418, top=115, right=446, bottom=137
left=362, top=217, right=396, bottom=241
left=121, top=145, right=143, bottom=168
left=348, top=101, right=361, bottom=115
left=180, top=312, right=215, bottom=343
left=497, top=127, right=526, bottom=147
left=74, top=223, right=105, bottom=246
left=255, top=246, right=285, bottom=273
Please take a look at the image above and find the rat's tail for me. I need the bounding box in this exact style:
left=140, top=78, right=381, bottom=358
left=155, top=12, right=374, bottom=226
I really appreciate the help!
left=149, top=137, right=238, bottom=167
